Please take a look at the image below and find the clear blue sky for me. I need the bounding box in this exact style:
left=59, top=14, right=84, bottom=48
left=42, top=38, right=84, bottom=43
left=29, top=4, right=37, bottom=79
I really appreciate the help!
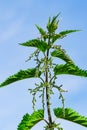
left=0, top=0, right=87, bottom=130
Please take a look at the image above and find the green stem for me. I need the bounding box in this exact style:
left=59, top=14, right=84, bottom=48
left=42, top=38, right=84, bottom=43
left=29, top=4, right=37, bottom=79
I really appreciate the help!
left=45, top=42, right=53, bottom=126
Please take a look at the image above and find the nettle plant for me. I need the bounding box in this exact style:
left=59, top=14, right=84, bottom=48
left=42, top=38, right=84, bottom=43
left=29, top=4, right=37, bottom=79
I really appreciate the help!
left=0, top=14, right=87, bottom=130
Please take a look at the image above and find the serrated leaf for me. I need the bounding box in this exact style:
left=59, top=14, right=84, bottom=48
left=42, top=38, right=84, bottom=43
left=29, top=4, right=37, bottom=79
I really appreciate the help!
left=54, top=63, right=87, bottom=77
left=51, top=48, right=74, bottom=64
left=54, top=107, right=87, bottom=127
left=59, top=30, right=80, bottom=35
left=52, top=30, right=80, bottom=42
left=17, top=109, right=44, bottom=130
left=0, top=68, right=41, bottom=87
left=19, top=39, right=48, bottom=52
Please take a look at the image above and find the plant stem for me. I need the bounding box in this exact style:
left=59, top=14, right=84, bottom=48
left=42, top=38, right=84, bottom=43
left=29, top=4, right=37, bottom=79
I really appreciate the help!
left=45, top=47, right=53, bottom=126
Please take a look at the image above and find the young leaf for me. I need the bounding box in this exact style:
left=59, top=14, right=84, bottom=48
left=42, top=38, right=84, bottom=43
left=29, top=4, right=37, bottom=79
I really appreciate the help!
left=47, top=13, right=60, bottom=33
left=36, top=25, right=46, bottom=35
left=52, top=30, right=80, bottom=43
left=17, top=109, right=44, bottom=130
left=35, top=25, right=48, bottom=40
left=54, top=63, right=87, bottom=77
left=0, top=68, right=41, bottom=87
left=51, top=48, right=74, bottom=64
left=36, top=25, right=46, bottom=36
left=54, top=107, right=87, bottom=127
left=19, top=39, right=48, bottom=52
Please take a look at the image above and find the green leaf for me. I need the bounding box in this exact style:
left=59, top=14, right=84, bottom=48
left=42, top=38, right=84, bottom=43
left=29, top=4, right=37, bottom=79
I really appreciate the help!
left=54, top=107, right=87, bottom=127
left=36, top=25, right=46, bottom=35
left=17, top=109, right=44, bottom=130
left=36, top=25, right=48, bottom=40
left=47, top=13, right=60, bottom=33
left=59, top=30, right=80, bottom=35
left=52, top=30, right=80, bottom=42
left=19, top=39, right=48, bottom=52
left=0, top=68, right=41, bottom=87
left=35, top=25, right=48, bottom=39
left=54, top=63, right=87, bottom=77
left=51, top=48, right=74, bottom=64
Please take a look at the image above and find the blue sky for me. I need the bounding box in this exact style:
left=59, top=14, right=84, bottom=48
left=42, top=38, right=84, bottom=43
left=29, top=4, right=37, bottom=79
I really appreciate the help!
left=0, top=0, right=87, bottom=130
